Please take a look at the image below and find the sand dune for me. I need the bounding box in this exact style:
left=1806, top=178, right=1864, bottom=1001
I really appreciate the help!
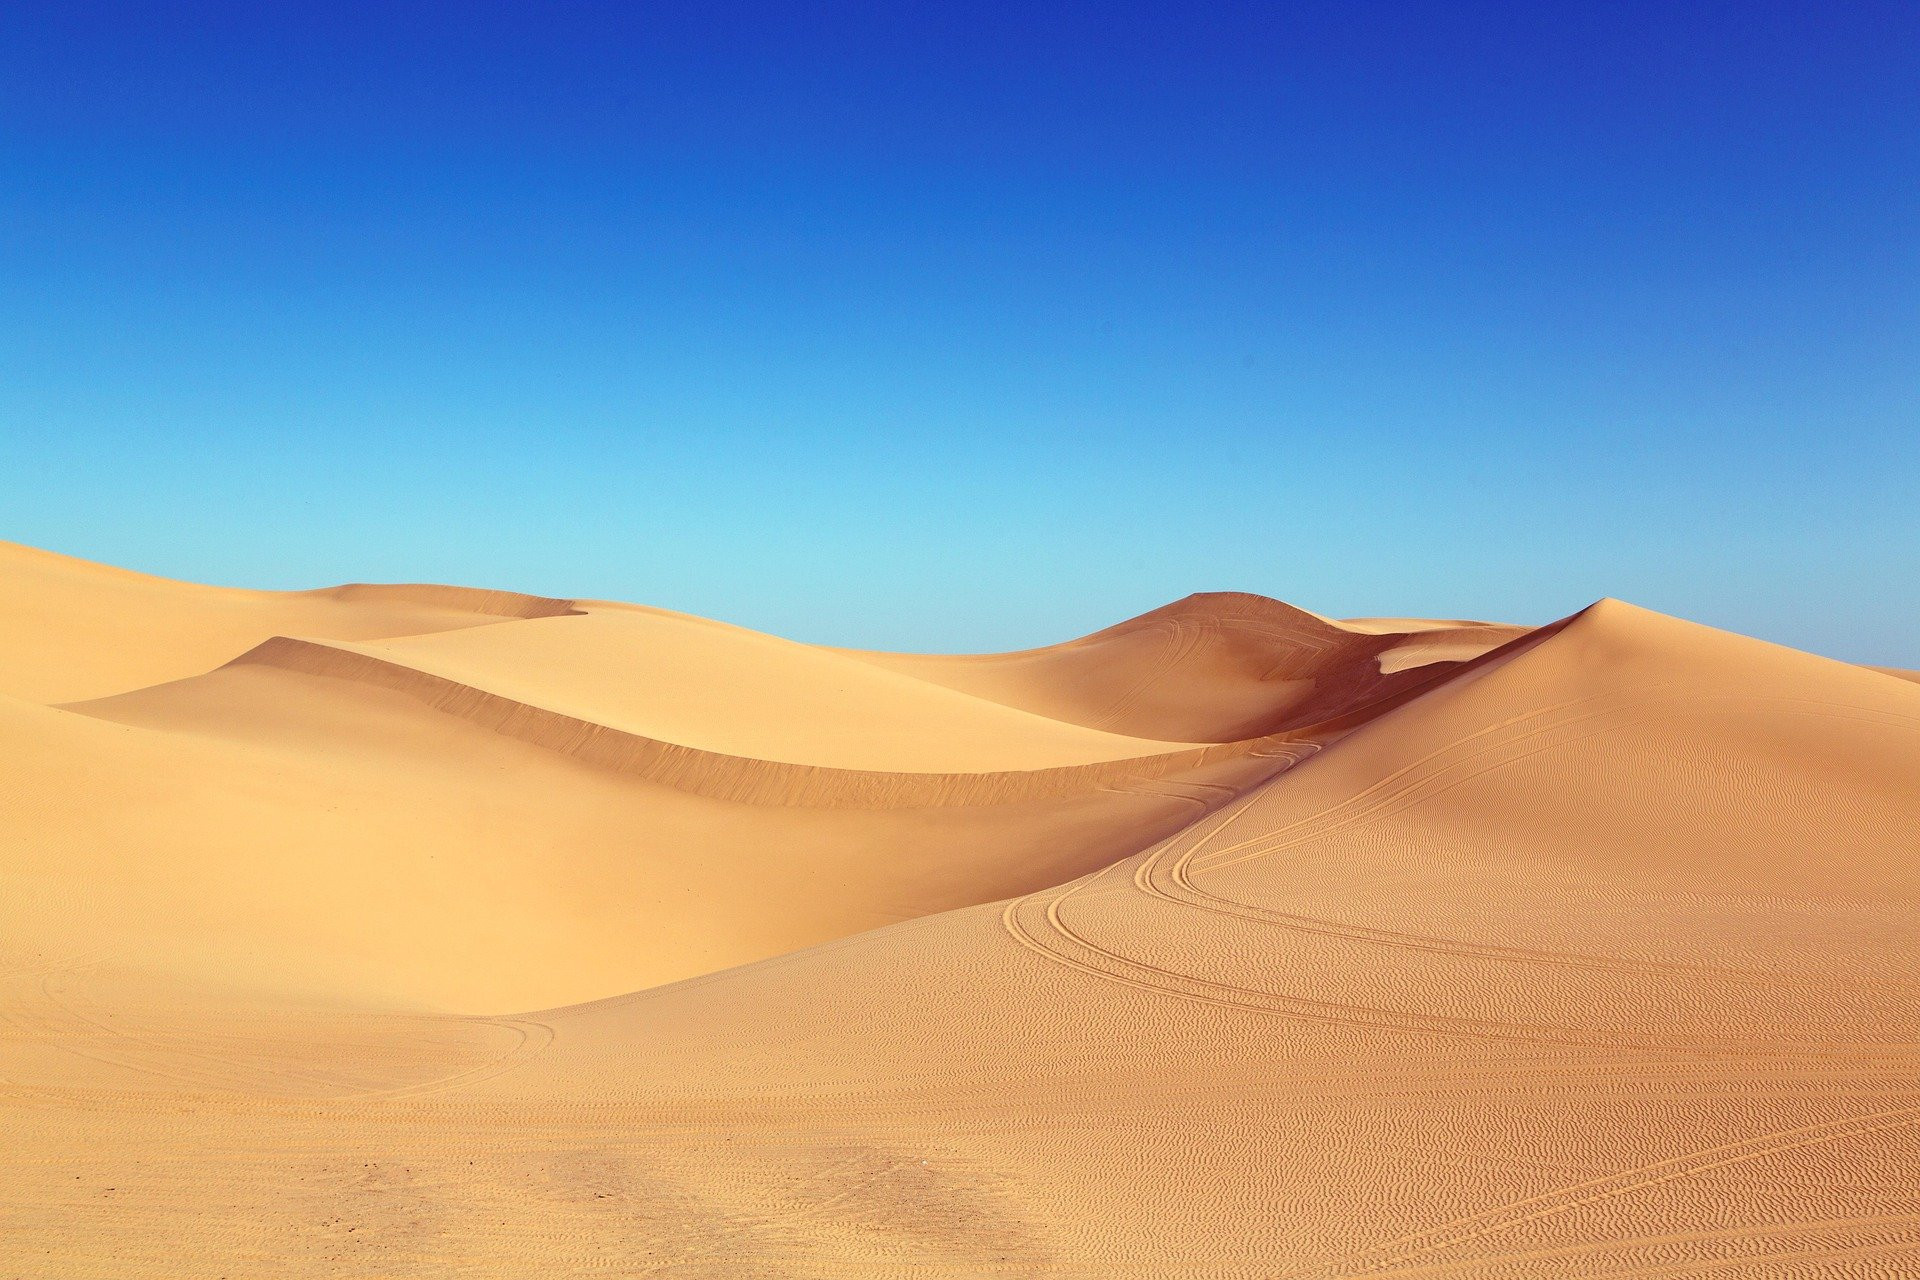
left=0, top=540, right=574, bottom=704
left=2, top=545, right=1915, bottom=1277
left=287, top=604, right=1211, bottom=771
left=9, top=547, right=1381, bottom=1011
left=14, top=658, right=1285, bottom=1009
left=851, top=592, right=1528, bottom=741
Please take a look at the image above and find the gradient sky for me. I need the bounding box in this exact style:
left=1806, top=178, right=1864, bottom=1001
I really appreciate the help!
left=3, top=2, right=1915, bottom=660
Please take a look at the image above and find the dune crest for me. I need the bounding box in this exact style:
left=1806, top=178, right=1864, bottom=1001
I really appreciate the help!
left=81, top=632, right=1296, bottom=808
left=851, top=590, right=1531, bottom=742
left=307, top=581, right=582, bottom=619
left=0, top=540, right=576, bottom=703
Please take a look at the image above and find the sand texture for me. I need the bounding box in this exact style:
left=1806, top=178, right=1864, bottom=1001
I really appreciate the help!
left=2, top=541, right=1915, bottom=1277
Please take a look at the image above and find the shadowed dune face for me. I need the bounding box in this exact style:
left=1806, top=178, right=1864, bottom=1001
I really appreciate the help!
left=851, top=591, right=1529, bottom=742
left=2, top=545, right=1916, bottom=1278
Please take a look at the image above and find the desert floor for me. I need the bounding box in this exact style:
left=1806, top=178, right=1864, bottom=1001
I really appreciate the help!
left=3, top=539, right=1916, bottom=1277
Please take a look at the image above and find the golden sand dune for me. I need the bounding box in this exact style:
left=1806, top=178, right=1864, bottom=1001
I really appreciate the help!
left=300, top=603, right=1209, bottom=770
left=852, top=591, right=1527, bottom=741
left=2, top=546, right=1915, bottom=1278
left=12, top=662, right=1276, bottom=1009
left=5, top=548, right=1360, bottom=1010
left=0, top=540, right=575, bottom=704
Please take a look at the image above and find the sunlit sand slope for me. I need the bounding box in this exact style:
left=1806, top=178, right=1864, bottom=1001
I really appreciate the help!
left=0, top=540, right=574, bottom=703
left=327, top=603, right=1208, bottom=770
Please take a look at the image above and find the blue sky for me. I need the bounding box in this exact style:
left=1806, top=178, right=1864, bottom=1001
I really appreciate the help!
left=3, top=2, right=1915, bottom=659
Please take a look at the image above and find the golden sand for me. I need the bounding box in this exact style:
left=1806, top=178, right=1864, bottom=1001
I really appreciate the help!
left=3, top=540, right=1914, bottom=1277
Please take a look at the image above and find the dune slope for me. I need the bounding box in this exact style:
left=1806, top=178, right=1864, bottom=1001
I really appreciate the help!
left=12, top=550, right=1412, bottom=1011
left=310, top=603, right=1209, bottom=771
left=852, top=591, right=1529, bottom=742
left=456, top=599, right=1917, bottom=1275
left=15, top=660, right=1296, bottom=1010
left=0, top=540, right=575, bottom=703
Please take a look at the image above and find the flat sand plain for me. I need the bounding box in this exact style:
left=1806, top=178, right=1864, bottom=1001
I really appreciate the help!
left=3, top=539, right=1915, bottom=1277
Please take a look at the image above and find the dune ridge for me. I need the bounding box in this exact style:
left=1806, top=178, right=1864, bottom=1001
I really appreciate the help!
left=203, top=634, right=1302, bottom=808
left=306, top=581, right=582, bottom=619
left=0, top=540, right=577, bottom=703
left=851, top=589, right=1531, bottom=743
left=329, top=605, right=1217, bottom=772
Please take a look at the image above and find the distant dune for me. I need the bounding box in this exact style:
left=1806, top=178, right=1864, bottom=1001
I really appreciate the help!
left=0, top=540, right=577, bottom=704
left=850, top=590, right=1529, bottom=741
left=2, top=540, right=1914, bottom=1277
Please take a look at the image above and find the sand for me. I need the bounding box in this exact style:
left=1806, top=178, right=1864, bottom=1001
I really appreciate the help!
left=2, top=540, right=1914, bottom=1277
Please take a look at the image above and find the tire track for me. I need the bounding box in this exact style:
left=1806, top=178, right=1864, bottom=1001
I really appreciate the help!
left=1000, top=864, right=1920, bottom=1059
left=1095, top=617, right=1204, bottom=731
left=1139, top=693, right=1920, bottom=990
left=1186, top=688, right=1673, bottom=877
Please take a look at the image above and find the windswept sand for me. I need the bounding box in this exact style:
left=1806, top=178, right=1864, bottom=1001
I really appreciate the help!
left=2, top=541, right=1915, bottom=1277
